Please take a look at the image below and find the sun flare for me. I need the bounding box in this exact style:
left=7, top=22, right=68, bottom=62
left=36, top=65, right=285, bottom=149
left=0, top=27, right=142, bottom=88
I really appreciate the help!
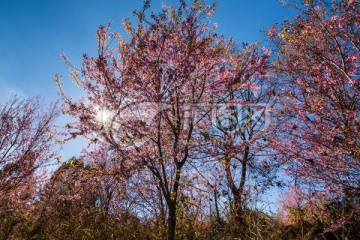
left=96, top=108, right=112, bottom=124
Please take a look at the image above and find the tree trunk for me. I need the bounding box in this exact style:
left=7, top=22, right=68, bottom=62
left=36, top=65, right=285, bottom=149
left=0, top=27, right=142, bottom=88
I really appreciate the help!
left=214, top=186, right=222, bottom=226
left=234, top=192, right=245, bottom=226
left=167, top=203, right=177, bottom=240
left=235, top=146, right=250, bottom=226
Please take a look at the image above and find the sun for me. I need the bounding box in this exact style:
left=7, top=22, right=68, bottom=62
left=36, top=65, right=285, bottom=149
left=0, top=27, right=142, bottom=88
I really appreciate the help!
left=96, top=108, right=112, bottom=124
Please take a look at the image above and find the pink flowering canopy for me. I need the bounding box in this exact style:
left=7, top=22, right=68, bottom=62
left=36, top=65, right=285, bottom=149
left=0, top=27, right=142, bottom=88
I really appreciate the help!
left=56, top=0, right=272, bottom=239
left=270, top=0, right=360, bottom=232
left=0, top=96, right=58, bottom=204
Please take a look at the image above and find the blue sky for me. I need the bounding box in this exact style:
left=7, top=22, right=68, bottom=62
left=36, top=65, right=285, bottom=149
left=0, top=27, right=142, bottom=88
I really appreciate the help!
left=0, top=0, right=295, bottom=160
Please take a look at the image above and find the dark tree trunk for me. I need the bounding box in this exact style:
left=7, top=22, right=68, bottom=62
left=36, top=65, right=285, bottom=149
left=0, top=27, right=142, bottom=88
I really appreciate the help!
left=224, top=146, right=250, bottom=226
left=234, top=192, right=246, bottom=226
left=214, top=186, right=222, bottom=226
left=167, top=203, right=177, bottom=240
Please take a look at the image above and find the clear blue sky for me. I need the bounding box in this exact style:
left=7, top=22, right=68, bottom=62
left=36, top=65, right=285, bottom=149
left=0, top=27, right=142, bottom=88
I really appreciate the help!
left=0, top=0, right=295, bottom=160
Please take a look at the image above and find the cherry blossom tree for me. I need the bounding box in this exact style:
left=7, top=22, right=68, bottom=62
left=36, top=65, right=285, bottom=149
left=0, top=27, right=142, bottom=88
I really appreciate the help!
left=207, top=44, right=279, bottom=227
left=270, top=0, right=360, bottom=235
left=56, top=1, right=234, bottom=239
left=0, top=95, right=58, bottom=198
left=0, top=95, right=58, bottom=238
left=56, top=1, right=279, bottom=238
